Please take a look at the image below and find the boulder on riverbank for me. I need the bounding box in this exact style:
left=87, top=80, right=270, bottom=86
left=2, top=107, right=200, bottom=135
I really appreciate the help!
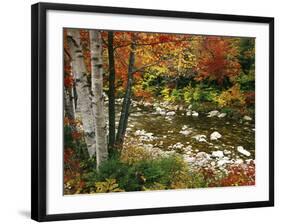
left=210, top=131, right=222, bottom=140
left=218, top=113, right=227, bottom=118
left=243, top=115, right=252, bottom=121
left=134, top=129, right=156, bottom=142
left=207, top=110, right=220, bottom=117
left=166, top=111, right=176, bottom=116
left=237, top=146, right=251, bottom=157
left=207, top=110, right=227, bottom=118
left=192, top=111, right=199, bottom=117
left=212, top=150, right=224, bottom=158
left=179, top=130, right=191, bottom=136
left=217, top=157, right=231, bottom=166
left=192, top=134, right=207, bottom=142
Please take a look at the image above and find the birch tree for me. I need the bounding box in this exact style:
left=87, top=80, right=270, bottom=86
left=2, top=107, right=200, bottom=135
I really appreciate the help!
left=67, top=29, right=96, bottom=157
left=90, top=30, right=108, bottom=169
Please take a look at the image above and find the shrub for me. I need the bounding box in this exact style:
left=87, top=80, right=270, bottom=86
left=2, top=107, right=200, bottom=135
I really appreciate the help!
left=94, top=179, right=124, bottom=193
left=64, top=117, right=89, bottom=159
left=83, top=159, right=141, bottom=192
left=219, top=163, right=255, bottom=187
left=96, top=159, right=140, bottom=191
left=201, top=87, right=218, bottom=102
left=236, top=70, right=255, bottom=91
left=120, top=144, right=153, bottom=165
left=83, top=153, right=210, bottom=193
left=192, top=85, right=201, bottom=101
left=143, top=182, right=167, bottom=191
left=76, top=150, right=256, bottom=194
left=160, top=87, right=183, bottom=102
left=63, top=148, right=85, bottom=195
left=183, top=84, right=218, bottom=104
left=201, top=163, right=255, bottom=188
left=133, top=155, right=207, bottom=189
left=170, top=89, right=183, bottom=102
left=215, top=84, right=245, bottom=107
left=133, top=85, right=153, bottom=101
left=183, top=84, right=194, bottom=103
left=161, top=87, right=172, bottom=102
left=141, top=71, right=165, bottom=96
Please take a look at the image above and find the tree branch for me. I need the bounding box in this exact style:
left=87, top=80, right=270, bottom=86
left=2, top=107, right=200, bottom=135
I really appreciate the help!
left=114, top=38, right=189, bottom=50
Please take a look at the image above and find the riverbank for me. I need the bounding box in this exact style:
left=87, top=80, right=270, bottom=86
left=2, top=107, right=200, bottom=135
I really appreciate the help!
left=119, top=97, right=255, bottom=174
left=64, top=97, right=255, bottom=194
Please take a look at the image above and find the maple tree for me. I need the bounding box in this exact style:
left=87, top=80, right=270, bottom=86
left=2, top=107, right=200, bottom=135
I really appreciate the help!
left=195, top=36, right=241, bottom=85
left=63, top=28, right=255, bottom=194
left=67, top=30, right=255, bottom=152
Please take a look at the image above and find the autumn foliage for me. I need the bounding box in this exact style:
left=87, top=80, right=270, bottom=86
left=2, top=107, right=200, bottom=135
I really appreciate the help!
left=196, top=36, right=241, bottom=85
left=63, top=29, right=255, bottom=194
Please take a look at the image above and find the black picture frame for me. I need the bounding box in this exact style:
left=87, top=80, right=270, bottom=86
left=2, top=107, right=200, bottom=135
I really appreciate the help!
left=31, top=2, right=274, bottom=222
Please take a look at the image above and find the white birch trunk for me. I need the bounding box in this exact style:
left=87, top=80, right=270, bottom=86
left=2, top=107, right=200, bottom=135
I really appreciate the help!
left=67, top=29, right=96, bottom=157
left=89, top=30, right=108, bottom=169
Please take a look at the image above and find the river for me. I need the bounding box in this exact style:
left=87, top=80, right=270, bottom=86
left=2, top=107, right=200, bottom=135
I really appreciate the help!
left=111, top=99, right=255, bottom=168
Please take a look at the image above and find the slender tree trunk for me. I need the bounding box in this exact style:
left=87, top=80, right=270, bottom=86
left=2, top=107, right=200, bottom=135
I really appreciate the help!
left=70, top=83, right=76, bottom=114
left=90, top=30, right=108, bottom=169
left=107, top=31, right=116, bottom=153
left=67, top=29, right=96, bottom=157
left=63, top=87, right=75, bottom=120
left=115, top=33, right=137, bottom=148
left=63, top=47, right=76, bottom=120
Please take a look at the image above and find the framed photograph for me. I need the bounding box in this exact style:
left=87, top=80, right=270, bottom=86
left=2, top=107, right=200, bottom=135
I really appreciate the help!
left=31, top=2, right=274, bottom=222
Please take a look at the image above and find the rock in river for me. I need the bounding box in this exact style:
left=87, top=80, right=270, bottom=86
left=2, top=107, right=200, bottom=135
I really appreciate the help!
left=135, top=129, right=146, bottom=136
left=212, top=150, right=224, bottom=158
left=155, top=107, right=165, bottom=114
left=179, top=130, right=191, bottom=136
left=237, top=146, right=251, bottom=157
left=210, top=131, right=222, bottom=140
left=166, top=111, right=176, bottom=116
left=192, top=134, right=207, bottom=142
left=243, top=115, right=252, bottom=121
left=192, top=111, right=199, bottom=117
left=217, top=157, right=231, bottom=166
left=172, top=142, right=184, bottom=149
left=235, top=159, right=244, bottom=164
left=223, top=149, right=232, bottom=155
left=218, top=113, right=227, bottom=118
left=196, top=151, right=211, bottom=159
left=195, top=152, right=211, bottom=166
left=186, top=110, right=192, bottom=116
left=135, top=129, right=155, bottom=142
left=207, top=110, right=220, bottom=117
left=183, top=155, right=196, bottom=163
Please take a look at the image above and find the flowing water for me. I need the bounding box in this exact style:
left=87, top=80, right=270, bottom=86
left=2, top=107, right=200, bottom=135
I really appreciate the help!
left=118, top=101, right=255, bottom=161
